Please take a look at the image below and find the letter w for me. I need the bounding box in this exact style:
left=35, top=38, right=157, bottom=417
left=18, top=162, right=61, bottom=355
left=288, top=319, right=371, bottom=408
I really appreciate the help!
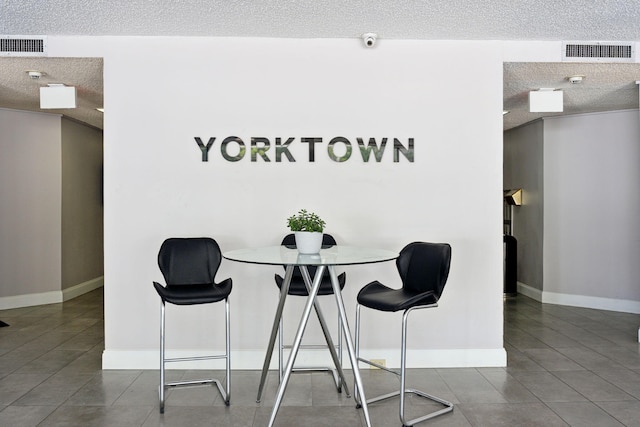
left=357, top=138, right=387, bottom=162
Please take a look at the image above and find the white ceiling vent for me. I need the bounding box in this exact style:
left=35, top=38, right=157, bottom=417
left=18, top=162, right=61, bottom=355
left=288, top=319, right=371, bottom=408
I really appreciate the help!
left=562, top=41, right=635, bottom=63
left=0, top=36, right=47, bottom=57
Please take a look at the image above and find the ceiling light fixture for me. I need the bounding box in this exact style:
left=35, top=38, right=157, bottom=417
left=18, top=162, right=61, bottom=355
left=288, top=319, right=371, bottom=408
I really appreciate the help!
left=503, top=110, right=510, bottom=115
left=40, top=83, right=77, bottom=109
left=96, top=108, right=104, bottom=113
left=529, top=88, right=563, bottom=112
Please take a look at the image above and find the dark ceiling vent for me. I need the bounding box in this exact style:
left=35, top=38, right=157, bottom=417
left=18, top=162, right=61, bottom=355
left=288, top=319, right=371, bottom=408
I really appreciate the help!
left=562, top=41, right=635, bottom=62
left=0, top=36, right=47, bottom=56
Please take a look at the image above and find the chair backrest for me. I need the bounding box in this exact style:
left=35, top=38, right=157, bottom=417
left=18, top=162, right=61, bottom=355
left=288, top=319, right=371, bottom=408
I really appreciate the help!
left=396, top=242, right=451, bottom=300
left=158, top=237, right=222, bottom=286
left=281, top=233, right=337, bottom=279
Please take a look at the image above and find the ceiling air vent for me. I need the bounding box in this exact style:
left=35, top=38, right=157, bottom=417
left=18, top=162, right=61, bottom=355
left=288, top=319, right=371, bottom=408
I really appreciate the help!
left=0, top=36, right=47, bottom=57
left=562, top=41, right=635, bottom=63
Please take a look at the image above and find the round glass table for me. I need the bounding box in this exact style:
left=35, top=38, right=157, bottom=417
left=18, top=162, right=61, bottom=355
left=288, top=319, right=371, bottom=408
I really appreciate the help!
left=224, top=245, right=397, bottom=427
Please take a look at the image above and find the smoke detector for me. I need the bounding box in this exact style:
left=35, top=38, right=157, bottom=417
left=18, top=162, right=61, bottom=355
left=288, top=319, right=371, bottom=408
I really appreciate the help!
left=568, top=75, right=584, bottom=84
left=26, top=70, right=43, bottom=79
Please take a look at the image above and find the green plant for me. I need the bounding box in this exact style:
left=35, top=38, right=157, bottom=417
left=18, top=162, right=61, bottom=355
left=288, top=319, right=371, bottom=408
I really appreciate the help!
left=287, top=209, right=325, bottom=232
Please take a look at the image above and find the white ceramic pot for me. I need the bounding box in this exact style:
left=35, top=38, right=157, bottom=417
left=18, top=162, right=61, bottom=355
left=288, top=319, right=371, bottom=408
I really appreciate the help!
left=294, top=231, right=323, bottom=254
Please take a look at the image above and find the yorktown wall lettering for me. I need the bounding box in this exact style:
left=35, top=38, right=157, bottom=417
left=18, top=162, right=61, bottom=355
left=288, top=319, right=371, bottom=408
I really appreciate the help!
left=194, top=136, right=414, bottom=163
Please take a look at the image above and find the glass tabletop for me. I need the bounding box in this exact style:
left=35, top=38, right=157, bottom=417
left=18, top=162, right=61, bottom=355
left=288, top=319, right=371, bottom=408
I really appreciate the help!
left=223, top=245, right=398, bottom=266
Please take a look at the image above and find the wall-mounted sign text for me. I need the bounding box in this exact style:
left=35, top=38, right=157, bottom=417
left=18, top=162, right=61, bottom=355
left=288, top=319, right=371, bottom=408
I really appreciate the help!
left=194, top=136, right=414, bottom=163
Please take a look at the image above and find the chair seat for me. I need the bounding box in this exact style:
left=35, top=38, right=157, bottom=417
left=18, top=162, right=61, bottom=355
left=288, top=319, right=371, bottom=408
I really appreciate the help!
left=153, top=278, right=232, bottom=305
left=357, top=281, right=438, bottom=312
left=274, top=272, right=345, bottom=296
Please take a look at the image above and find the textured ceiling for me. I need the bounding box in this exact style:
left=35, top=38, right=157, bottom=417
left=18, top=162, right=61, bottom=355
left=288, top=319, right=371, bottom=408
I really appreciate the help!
left=1, top=1, right=640, bottom=130
left=4, top=0, right=640, bottom=40
left=503, top=62, right=640, bottom=130
left=0, top=57, right=104, bottom=129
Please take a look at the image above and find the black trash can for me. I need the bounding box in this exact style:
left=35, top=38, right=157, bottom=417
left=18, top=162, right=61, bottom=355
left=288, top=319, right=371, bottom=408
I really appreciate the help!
left=503, top=235, right=517, bottom=296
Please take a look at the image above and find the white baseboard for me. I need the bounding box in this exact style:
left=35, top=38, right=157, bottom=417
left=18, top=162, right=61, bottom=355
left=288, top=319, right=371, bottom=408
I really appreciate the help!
left=517, top=281, right=543, bottom=301
left=102, top=347, right=507, bottom=370
left=0, top=276, right=103, bottom=310
left=62, top=276, right=104, bottom=301
left=0, top=290, right=62, bottom=310
left=517, top=281, right=640, bottom=314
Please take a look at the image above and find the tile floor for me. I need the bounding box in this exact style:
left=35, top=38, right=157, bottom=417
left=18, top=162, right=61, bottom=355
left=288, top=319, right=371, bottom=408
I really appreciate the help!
left=1, top=289, right=640, bottom=426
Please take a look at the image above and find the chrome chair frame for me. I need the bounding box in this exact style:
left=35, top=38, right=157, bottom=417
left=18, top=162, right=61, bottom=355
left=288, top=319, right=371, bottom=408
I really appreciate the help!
left=158, top=297, right=230, bottom=413
left=355, top=303, right=453, bottom=426
left=277, top=266, right=344, bottom=392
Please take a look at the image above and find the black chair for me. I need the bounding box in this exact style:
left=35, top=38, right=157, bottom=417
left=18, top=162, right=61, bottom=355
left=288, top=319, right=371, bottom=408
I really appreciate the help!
left=152, top=237, right=232, bottom=413
left=274, top=233, right=346, bottom=392
left=355, top=241, right=453, bottom=426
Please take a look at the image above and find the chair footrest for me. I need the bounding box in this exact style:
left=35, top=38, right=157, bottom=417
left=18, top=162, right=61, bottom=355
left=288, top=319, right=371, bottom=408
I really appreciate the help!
left=163, top=378, right=229, bottom=405
left=364, top=388, right=453, bottom=426
left=166, top=378, right=216, bottom=388
left=282, top=344, right=340, bottom=350
left=165, top=354, right=227, bottom=363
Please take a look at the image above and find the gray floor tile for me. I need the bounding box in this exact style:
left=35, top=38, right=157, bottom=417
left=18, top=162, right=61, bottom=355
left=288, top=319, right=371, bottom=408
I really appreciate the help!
left=0, top=405, right=57, bottom=427
left=437, top=368, right=509, bottom=404
left=597, top=400, right=640, bottom=427
left=145, top=406, right=257, bottom=427
left=508, top=371, right=588, bottom=402
left=40, top=405, right=154, bottom=427
left=64, top=370, right=143, bottom=406
left=254, top=405, right=362, bottom=427
left=13, top=349, right=86, bottom=375
left=12, top=372, right=95, bottom=406
left=457, top=402, right=568, bottom=426
left=546, top=401, right=625, bottom=426
left=477, top=368, right=540, bottom=403
left=555, top=346, right=627, bottom=371
left=504, top=347, right=546, bottom=372
left=0, top=372, right=51, bottom=405
left=552, top=370, right=635, bottom=402
left=592, top=368, right=640, bottom=400
left=589, top=345, right=640, bottom=370
left=521, top=348, right=585, bottom=371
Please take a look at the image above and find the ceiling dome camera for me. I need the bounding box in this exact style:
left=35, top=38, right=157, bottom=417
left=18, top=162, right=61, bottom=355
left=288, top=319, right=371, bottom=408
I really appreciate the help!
left=362, top=33, right=377, bottom=48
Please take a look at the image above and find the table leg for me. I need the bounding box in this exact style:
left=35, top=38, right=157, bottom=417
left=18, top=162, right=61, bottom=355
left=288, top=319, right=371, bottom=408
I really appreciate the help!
left=267, top=266, right=325, bottom=427
left=257, top=265, right=293, bottom=403
left=328, top=265, right=372, bottom=427
left=299, top=266, right=351, bottom=397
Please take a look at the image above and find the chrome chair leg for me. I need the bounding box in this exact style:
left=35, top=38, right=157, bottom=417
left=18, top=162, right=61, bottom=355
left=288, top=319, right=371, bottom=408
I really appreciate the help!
left=276, top=272, right=347, bottom=394
left=159, top=301, right=166, bottom=414
left=355, top=304, right=454, bottom=426
left=278, top=316, right=284, bottom=382
left=224, top=297, right=231, bottom=404
left=158, top=297, right=231, bottom=413
left=354, top=303, right=361, bottom=405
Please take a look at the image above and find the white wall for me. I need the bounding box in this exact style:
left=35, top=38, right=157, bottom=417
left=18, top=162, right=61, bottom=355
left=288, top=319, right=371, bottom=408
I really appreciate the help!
left=49, top=36, right=505, bottom=369
left=505, top=109, right=640, bottom=311
left=61, top=118, right=104, bottom=291
left=504, top=120, right=544, bottom=292
left=0, top=109, right=62, bottom=306
left=543, top=110, right=640, bottom=311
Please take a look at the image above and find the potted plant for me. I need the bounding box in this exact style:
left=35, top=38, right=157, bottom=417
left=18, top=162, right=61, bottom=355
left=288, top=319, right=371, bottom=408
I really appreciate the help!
left=287, top=209, right=326, bottom=254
